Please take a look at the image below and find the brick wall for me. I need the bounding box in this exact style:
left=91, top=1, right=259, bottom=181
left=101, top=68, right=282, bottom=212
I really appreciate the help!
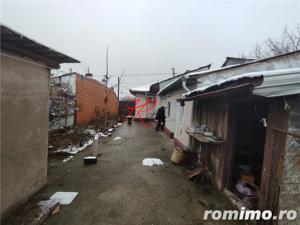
left=75, top=75, right=119, bottom=125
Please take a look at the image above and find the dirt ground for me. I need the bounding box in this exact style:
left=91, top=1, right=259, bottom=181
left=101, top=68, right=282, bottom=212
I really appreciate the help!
left=31, top=122, right=244, bottom=225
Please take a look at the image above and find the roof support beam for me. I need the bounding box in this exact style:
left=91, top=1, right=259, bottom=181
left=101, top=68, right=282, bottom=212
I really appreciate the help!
left=2, top=43, right=60, bottom=69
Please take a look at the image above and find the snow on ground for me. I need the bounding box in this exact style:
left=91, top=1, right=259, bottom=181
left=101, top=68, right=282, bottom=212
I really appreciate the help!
left=62, top=156, right=73, bottom=163
left=94, top=132, right=108, bottom=140
left=113, top=136, right=122, bottom=141
left=55, top=125, right=122, bottom=161
left=114, top=123, right=123, bottom=128
left=36, top=199, right=60, bottom=221
left=55, top=139, right=94, bottom=155
left=84, top=156, right=97, bottom=159
left=142, top=158, right=164, bottom=166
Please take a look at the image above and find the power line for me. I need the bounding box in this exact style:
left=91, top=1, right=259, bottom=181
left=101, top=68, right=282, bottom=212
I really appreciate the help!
left=112, top=73, right=172, bottom=77
left=1, top=53, right=174, bottom=81
left=93, top=72, right=172, bottom=78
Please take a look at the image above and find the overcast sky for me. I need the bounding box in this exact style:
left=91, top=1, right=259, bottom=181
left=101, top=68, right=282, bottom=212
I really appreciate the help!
left=1, top=0, right=300, bottom=97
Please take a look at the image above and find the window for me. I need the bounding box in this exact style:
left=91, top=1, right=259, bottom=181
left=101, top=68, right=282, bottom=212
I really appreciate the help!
left=167, top=102, right=171, bottom=117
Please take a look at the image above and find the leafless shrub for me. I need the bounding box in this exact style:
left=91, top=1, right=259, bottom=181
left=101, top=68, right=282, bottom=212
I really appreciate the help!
left=243, top=24, right=300, bottom=59
left=49, top=80, right=76, bottom=130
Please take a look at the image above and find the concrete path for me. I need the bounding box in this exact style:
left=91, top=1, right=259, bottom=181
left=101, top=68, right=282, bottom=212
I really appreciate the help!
left=38, top=122, right=242, bottom=225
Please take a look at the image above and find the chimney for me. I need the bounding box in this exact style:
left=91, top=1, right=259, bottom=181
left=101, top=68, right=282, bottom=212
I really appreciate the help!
left=85, top=67, right=93, bottom=77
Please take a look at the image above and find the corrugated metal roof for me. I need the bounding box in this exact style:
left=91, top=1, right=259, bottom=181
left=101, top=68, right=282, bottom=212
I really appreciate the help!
left=157, top=65, right=211, bottom=95
left=253, top=69, right=300, bottom=97
left=1, top=24, right=80, bottom=68
left=186, top=50, right=300, bottom=77
left=184, top=68, right=300, bottom=99
left=157, top=76, right=182, bottom=95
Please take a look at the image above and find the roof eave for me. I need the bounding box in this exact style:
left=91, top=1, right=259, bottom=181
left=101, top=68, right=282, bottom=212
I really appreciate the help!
left=1, top=24, right=80, bottom=68
left=180, top=77, right=263, bottom=102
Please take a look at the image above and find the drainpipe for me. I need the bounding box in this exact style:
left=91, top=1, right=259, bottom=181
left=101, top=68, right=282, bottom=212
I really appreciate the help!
left=182, top=75, right=190, bottom=92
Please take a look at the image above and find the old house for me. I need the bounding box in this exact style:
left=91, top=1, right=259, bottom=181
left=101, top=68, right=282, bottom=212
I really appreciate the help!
left=0, top=24, right=79, bottom=219
left=129, top=83, right=159, bottom=120
left=50, top=72, right=119, bottom=129
left=157, top=65, right=211, bottom=143
left=179, top=51, right=300, bottom=224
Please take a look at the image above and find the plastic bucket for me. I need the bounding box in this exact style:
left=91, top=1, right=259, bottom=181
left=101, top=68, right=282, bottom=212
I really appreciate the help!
left=170, top=147, right=184, bottom=164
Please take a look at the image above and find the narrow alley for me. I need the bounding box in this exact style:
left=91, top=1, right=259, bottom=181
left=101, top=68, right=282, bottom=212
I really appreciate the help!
left=31, top=122, right=238, bottom=225
left=2, top=3, right=300, bottom=225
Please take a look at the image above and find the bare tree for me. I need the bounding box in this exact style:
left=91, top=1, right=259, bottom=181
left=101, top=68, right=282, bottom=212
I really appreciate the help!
left=245, top=24, right=300, bottom=59
left=49, top=80, right=76, bottom=130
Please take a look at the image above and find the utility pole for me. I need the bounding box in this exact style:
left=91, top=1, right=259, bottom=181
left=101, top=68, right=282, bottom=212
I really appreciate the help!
left=105, top=46, right=109, bottom=86
left=117, top=77, right=120, bottom=100
left=171, top=67, right=175, bottom=77
left=117, top=70, right=124, bottom=100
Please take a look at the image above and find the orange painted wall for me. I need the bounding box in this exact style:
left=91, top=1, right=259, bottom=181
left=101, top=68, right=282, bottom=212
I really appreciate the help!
left=75, top=75, right=119, bottom=125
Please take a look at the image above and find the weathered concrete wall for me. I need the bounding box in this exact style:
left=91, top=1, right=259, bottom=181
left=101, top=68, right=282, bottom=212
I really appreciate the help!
left=1, top=54, right=49, bottom=219
left=75, top=75, right=119, bottom=125
left=278, top=95, right=300, bottom=225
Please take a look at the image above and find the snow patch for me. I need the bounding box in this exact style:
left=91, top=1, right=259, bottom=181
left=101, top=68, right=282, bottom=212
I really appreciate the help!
left=36, top=199, right=60, bottom=220
left=56, top=137, right=94, bottom=155
left=84, top=156, right=97, bottom=159
left=113, top=136, right=122, bottom=141
left=142, top=158, right=164, bottom=166
left=62, top=156, right=73, bottom=163
left=85, top=129, right=96, bottom=135
left=130, top=84, right=152, bottom=92
left=54, top=124, right=121, bottom=159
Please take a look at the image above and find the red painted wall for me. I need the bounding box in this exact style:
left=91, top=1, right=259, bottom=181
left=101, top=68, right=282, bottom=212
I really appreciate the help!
left=75, top=75, right=119, bottom=125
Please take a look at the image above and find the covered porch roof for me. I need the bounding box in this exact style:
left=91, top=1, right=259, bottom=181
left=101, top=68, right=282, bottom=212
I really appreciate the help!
left=179, top=68, right=300, bottom=102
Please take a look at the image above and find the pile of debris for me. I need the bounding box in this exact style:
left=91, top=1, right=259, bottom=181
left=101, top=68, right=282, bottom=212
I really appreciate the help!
left=2, top=192, right=78, bottom=225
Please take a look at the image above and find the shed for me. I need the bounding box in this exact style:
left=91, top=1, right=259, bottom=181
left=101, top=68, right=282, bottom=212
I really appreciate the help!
left=180, top=67, right=300, bottom=225
left=1, top=24, right=79, bottom=220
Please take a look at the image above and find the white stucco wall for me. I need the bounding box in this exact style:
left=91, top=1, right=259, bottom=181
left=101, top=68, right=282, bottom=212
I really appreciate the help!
left=158, top=87, right=193, bottom=148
